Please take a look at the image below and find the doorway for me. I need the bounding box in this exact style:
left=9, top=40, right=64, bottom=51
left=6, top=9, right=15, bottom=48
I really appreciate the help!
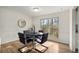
left=40, top=17, right=59, bottom=42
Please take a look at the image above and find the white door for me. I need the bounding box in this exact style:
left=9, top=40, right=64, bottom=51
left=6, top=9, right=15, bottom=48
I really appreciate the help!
left=77, top=7, right=79, bottom=51
left=74, top=7, right=79, bottom=52
left=71, top=7, right=79, bottom=52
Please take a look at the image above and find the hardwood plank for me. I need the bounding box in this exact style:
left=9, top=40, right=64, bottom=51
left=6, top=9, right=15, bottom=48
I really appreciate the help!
left=0, top=40, right=72, bottom=53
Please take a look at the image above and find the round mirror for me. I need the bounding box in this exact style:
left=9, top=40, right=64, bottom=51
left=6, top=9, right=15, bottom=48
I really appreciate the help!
left=17, top=19, right=26, bottom=28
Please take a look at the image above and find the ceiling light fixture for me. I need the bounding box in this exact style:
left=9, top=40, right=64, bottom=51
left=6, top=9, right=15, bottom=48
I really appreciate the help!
left=33, top=8, right=39, bottom=12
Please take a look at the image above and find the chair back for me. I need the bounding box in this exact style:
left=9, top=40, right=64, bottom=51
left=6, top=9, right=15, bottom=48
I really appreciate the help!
left=36, top=32, right=48, bottom=44
left=18, top=32, right=25, bottom=44
left=41, top=33, right=48, bottom=44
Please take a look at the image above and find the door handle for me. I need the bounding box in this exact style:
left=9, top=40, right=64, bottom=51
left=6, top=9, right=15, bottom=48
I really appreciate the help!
left=75, top=24, right=78, bottom=33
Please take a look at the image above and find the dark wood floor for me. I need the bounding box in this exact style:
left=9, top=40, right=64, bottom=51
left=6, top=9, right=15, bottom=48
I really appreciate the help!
left=0, top=40, right=72, bottom=53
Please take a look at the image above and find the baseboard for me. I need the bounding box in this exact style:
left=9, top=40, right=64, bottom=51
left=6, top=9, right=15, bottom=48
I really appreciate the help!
left=48, top=40, right=69, bottom=45
left=1, top=39, right=19, bottom=45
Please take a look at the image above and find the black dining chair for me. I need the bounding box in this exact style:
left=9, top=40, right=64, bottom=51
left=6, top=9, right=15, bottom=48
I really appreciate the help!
left=35, top=32, right=48, bottom=53
left=18, top=32, right=33, bottom=45
left=36, top=32, right=48, bottom=44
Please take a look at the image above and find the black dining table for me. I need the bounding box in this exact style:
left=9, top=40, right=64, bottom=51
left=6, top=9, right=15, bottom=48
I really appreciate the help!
left=18, top=32, right=44, bottom=53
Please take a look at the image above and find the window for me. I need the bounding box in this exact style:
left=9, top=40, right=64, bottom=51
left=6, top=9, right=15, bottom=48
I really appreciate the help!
left=40, top=17, right=59, bottom=38
left=40, top=19, right=49, bottom=26
left=51, top=17, right=59, bottom=25
left=40, top=19, right=49, bottom=32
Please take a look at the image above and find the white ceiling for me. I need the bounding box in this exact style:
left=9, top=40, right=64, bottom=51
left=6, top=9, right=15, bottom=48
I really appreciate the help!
left=1, top=6, right=74, bottom=17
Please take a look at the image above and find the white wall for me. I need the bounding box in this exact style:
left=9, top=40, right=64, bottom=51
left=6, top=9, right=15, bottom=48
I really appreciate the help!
left=0, top=7, right=32, bottom=44
left=32, top=10, right=70, bottom=44
left=69, top=8, right=73, bottom=51
left=0, top=37, right=1, bottom=45
left=70, top=8, right=76, bottom=51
